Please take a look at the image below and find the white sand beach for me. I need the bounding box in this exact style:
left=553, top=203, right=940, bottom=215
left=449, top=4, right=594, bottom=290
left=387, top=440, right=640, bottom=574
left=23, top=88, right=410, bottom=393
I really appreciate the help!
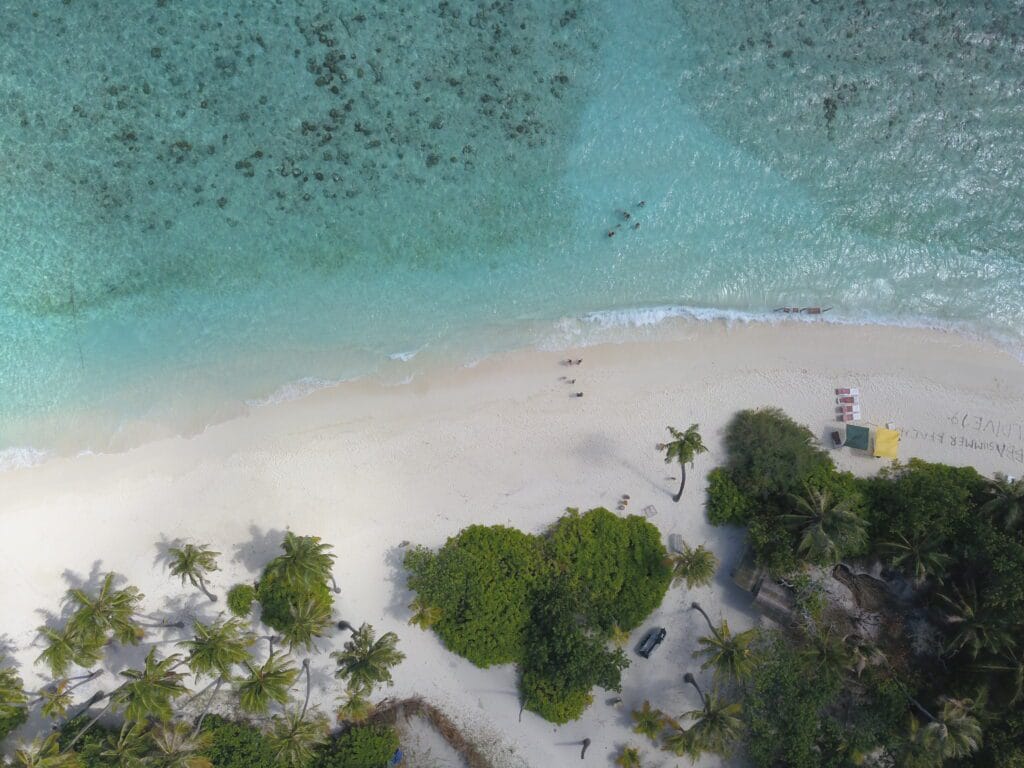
left=2, top=321, right=1023, bottom=767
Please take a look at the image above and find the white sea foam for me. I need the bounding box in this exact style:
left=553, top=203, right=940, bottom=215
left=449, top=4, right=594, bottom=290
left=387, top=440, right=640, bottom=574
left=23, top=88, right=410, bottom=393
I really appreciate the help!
left=244, top=377, right=340, bottom=408
left=388, top=348, right=422, bottom=362
left=0, top=446, right=48, bottom=473
left=538, top=304, right=1024, bottom=362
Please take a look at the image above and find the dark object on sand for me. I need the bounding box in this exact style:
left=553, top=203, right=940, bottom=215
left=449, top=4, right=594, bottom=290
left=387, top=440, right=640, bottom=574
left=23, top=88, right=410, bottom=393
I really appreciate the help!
left=580, top=738, right=591, bottom=759
left=572, top=392, right=584, bottom=398
left=831, top=430, right=842, bottom=448
left=636, top=627, right=666, bottom=658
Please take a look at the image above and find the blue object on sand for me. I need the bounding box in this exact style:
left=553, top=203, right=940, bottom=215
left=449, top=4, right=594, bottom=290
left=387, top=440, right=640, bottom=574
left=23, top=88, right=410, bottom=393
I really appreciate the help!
left=389, top=748, right=404, bottom=766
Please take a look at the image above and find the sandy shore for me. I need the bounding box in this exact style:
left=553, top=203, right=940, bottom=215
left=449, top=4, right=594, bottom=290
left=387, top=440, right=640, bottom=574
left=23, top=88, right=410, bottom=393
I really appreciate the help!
left=2, top=321, right=1023, bottom=766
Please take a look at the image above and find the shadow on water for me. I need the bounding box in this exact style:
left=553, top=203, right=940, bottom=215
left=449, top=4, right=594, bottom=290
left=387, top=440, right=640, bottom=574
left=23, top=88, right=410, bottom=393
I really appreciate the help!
left=232, top=524, right=287, bottom=573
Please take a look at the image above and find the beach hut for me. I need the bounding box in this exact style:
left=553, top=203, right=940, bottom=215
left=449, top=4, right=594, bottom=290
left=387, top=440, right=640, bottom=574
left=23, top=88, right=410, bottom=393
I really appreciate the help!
left=844, top=425, right=871, bottom=451
left=874, top=428, right=900, bottom=459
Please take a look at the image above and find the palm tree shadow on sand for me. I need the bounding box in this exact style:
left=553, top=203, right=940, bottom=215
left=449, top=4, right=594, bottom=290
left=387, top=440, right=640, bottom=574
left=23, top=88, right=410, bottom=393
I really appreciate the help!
left=384, top=545, right=415, bottom=624
left=232, top=524, right=287, bottom=573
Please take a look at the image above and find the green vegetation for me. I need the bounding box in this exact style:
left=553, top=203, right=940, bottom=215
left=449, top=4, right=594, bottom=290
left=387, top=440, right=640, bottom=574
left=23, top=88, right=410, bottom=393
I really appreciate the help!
left=254, top=533, right=336, bottom=650
left=406, top=507, right=670, bottom=723
left=227, top=583, right=257, bottom=617
left=702, top=406, right=1024, bottom=767
left=3, top=530, right=424, bottom=768
left=404, top=524, right=546, bottom=666
left=0, top=661, right=28, bottom=744
left=660, top=424, right=708, bottom=502
left=314, top=724, right=399, bottom=768
left=199, top=715, right=276, bottom=768
left=167, top=543, right=220, bottom=602
left=667, top=541, right=718, bottom=588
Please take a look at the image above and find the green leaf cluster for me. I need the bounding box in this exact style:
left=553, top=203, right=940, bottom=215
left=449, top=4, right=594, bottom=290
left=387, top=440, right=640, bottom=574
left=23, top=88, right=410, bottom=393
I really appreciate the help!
left=521, top=579, right=629, bottom=723
left=199, top=714, right=276, bottom=768
left=226, top=583, right=256, bottom=618
left=406, top=508, right=669, bottom=723
left=404, top=525, right=547, bottom=667
left=256, top=555, right=333, bottom=636
left=705, top=467, right=753, bottom=526
left=547, top=508, right=672, bottom=632
left=0, top=660, right=28, bottom=744
left=314, top=724, right=399, bottom=768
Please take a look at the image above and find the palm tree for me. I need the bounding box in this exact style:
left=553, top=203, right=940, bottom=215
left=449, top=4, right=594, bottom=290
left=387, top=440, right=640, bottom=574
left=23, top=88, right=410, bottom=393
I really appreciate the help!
left=972, top=648, right=1024, bottom=709
left=279, top=599, right=333, bottom=652
left=35, top=627, right=103, bottom=679
left=844, top=633, right=886, bottom=679
left=276, top=532, right=337, bottom=591
left=879, top=532, right=953, bottom=584
left=667, top=542, right=717, bottom=589
left=615, top=746, right=642, bottom=767
left=65, top=573, right=182, bottom=648
left=336, top=683, right=375, bottom=724
left=331, top=623, right=405, bottom=694
left=935, top=579, right=1017, bottom=659
left=237, top=652, right=298, bottom=714
left=981, top=472, right=1024, bottom=534
left=780, top=486, right=867, bottom=565
left=407, top=597, right=442, bottom=630
left=631, top=700, right=664, bottom=741
left=1, top=657, right=28, bottom=712
left=99, top=723, right=149, bottom=768
left=800, top=629, right=854, bottom=688
left=660, top=425, right=708, bottom=502
left=34, top=672, right=102, bottom=720
left=64, top=650, right=186, bottom=751
left=148, top=721, right=213, bottom=768
left=660, top=716, right=696, bottom=759
left=12, top=735, right=81, bottom=768
left=266, top=710, right=329, bottom=768
left=919, top=697, right=983, bottom=760
left=179, top=618, right=253, bottom=730
left=679, top=673, right=743, bottom=758
left=167, top=544, right=221, bottom=602
left=690, top=602, right=757, bottom=682
left=112, top=649, right=189, bottom=724
left=179, top=618, right=253, bottom=680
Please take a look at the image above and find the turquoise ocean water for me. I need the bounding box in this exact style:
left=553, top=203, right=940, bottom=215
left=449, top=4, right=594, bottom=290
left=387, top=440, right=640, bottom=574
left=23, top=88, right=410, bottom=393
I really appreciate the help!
left=2, top=1, right=1023, bottom=463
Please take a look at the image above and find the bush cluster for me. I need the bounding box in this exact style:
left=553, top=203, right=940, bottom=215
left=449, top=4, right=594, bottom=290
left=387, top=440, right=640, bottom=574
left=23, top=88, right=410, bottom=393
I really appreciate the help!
left=226, top=583, right=256, bottom=617
left=314, top=724, right=399, bottom=768
left=255, top=565, right=333, bottom=632
left=707, top=407, right=1024, bottom=767
left=405, top=507, right=670, bottom=723
left=200, top=714, right=276, bottom=768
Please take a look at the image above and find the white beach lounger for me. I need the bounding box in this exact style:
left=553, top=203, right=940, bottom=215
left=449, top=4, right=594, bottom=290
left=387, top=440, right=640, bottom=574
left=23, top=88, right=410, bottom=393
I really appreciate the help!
left=835, top=388, right=860, bottom=396
left=668, top=533, right=684, bottom=554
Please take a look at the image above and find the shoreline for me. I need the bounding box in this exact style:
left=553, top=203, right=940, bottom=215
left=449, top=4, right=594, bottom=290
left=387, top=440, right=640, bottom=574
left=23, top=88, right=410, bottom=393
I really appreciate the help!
left=2, top=321, right=1023, bottom=765
left=3, top=312, right=1022, bottom=474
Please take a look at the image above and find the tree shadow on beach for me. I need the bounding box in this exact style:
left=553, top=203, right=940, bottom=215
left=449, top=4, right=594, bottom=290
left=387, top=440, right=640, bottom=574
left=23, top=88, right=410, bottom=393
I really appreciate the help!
left=232, top=525, right=287, bottom=573
left=384, top=544, right=414, bottom=624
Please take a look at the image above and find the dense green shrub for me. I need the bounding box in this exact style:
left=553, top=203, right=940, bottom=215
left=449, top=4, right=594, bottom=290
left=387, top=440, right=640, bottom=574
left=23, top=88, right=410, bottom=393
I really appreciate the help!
left=724, top=408, right=832, bottom=499
left=57, top=715, right=118, bottom=768
left=520, top=669, right=593, bottom=725
left=705, top=467, right=754, bottom=526
left=863, top=459, right=985, bottom=546
left=404, top=525, right=547, bottom=667
left=226, top=583, right=256, bottom=617
left=256, top=565, right=333, bottom=633
left=200, top=714, right=276, bottom=768
left=546, top=508, right=671, bottom=632
left=744, top=633, right=842, bottom=768
left=520, top=580, right=628, bottom=724
left=0, top=661, right=27, bottom=745
left=315, top=724, right=399, bottom=768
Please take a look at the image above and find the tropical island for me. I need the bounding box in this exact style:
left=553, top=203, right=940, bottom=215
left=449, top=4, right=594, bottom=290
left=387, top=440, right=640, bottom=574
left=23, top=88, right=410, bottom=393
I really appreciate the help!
left=1, top=323, right=1023, bottom=767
